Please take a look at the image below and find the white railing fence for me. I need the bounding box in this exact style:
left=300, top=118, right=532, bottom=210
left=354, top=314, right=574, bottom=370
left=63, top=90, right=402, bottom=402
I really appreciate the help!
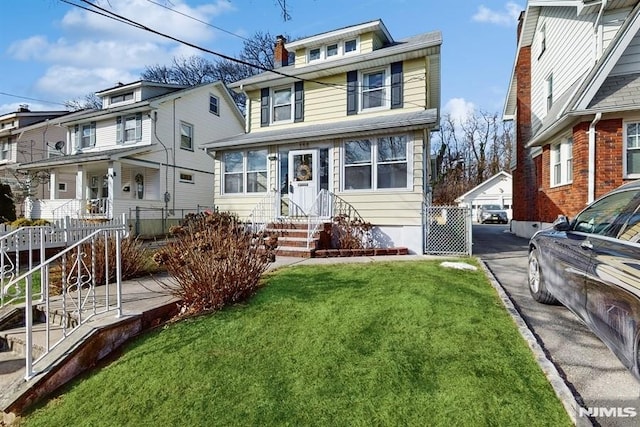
left=246, top=190, right=277, bottom=234
left=0, top=222, right=126, bottom=380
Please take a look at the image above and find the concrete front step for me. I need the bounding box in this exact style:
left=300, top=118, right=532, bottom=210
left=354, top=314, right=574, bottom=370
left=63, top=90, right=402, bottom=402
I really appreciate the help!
left=0, top=322, right=64, bottom=360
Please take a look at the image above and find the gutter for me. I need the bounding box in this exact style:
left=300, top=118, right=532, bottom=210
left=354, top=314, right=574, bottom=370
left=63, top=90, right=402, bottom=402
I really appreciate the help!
left=588, top=112, right=602, bottom=204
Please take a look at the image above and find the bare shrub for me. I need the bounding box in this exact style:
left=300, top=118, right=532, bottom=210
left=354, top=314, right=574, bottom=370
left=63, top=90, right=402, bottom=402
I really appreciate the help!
left=153, top=211, right=277, bottom=316
left=332, top=215, right=373, bottom=249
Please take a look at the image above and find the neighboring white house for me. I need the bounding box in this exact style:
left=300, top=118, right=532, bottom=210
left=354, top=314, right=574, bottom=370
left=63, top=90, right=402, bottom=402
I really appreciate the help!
left=455, top=171, right=513, bottom=222
left=18, top=80, right=245, bottom=226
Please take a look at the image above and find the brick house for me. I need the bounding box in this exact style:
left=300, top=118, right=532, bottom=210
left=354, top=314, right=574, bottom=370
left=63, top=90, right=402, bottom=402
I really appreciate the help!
left=504, top=0, right=640, bottom=238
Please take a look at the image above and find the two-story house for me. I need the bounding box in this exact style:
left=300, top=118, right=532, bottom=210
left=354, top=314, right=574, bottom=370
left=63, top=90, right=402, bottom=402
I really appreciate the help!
left=18, top=80, right=245, bottom=226
left=504, top=0, right=640, bottom=238
left=0, top=106, right=71, bottom=215
left=201, top=20, right=442, bottom=254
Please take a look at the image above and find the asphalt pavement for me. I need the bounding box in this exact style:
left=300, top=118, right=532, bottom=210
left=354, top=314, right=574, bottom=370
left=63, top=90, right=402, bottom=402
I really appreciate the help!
left=474, top=224, right=640, bottom=427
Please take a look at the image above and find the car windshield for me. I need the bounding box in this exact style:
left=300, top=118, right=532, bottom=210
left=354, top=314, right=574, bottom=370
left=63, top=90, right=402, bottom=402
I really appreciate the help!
left=482, top=205, right=502, bottom=210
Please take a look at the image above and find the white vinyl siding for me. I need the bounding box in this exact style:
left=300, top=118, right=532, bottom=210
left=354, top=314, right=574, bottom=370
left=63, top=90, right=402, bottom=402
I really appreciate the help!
left=611, top=22, right=640, bottom=76
left=531, top=6, right=594, bottom=131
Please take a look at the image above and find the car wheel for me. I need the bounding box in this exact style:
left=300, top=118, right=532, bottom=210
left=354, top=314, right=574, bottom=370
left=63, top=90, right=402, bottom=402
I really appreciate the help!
left=528, top=248, right=558, bottom=304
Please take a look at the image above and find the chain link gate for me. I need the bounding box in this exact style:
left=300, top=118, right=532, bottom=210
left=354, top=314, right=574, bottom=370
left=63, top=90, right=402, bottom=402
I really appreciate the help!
left=423, top=206, right=472, bottom=256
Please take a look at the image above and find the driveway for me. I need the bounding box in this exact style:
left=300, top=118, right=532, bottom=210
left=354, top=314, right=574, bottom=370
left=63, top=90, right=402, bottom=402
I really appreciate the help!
left=474, top=224, right=640, bottom=427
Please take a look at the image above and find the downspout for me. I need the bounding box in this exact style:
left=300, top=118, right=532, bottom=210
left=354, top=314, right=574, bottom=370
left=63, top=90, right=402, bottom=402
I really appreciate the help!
left=204, top=148, right=216, bottom=208
left=588, top=112, right=602, bottom=204
left=152, top=111, right=171, bottom=214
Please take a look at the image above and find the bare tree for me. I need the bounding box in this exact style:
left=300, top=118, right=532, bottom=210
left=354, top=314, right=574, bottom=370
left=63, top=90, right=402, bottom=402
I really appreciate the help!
left=64, top=93, right=102, bottom=111
left=431, top=111, right=513, bottom=205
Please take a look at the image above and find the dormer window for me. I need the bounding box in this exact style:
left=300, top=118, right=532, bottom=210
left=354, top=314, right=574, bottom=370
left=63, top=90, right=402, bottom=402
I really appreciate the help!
left=345, top=39, right=357, bottom=53
left=327, top=44, right=338, bottom=57
left=309, top=48, right=321, bottom=62
left=110, top=92, right=134, bottom=104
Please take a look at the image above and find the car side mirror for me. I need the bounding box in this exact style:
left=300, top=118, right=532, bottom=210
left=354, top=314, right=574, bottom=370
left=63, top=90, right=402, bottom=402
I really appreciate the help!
left=552, top=215, right=571, bottom=232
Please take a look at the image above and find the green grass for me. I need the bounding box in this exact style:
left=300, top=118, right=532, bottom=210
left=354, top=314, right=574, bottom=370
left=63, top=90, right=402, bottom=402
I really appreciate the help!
left=20, top=261, right=571, bottom=427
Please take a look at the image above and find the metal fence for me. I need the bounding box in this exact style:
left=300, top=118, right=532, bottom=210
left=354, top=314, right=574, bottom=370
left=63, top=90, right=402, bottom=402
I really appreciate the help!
left=423, top=205, right=472, bottom=256
left=129, top=205, right=216, bottom=237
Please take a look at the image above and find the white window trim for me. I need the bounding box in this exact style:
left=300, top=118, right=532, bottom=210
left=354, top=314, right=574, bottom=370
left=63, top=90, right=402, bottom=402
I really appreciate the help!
left=307, top=47, right=322, bottom=62
left=539, top=24, right=546, bottom=58
left=180, top=121, right=194, bottom=151
left=222, top=149, right=269, bottom=195
left=359, top=66, right=391, bottom=112
left=624, top=120, right=640, bottom=179
left=209, top=94, right=220, bottom=116
left=0, top=140, right=11, bottom=162
left=58, top=182, right=67, bottom=192
left=546, top=73, right=553, bottom=113
left=179, top=172, right=194, bottom=183
left=344, top=37, right=360, bottom=55
left=271, top=85, right=294, bottom=124
left=341, top=135, right=413, bottom=192
left=550, top=136, right=573, bottom=187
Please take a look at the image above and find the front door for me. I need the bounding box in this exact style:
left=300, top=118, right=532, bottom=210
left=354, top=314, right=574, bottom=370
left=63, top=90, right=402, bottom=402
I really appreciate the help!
left=289, top=149, right=318, bottom=214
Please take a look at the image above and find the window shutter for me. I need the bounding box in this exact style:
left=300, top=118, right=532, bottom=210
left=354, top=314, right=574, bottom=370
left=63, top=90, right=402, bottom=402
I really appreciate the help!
left=135, top=113, right=142, bottom=141
left=391, top=62, right=403, bottom=109
left=347, top=71, right=358, bottom=115
left=294, top=81, right=304, bottom=123
left=116, top=116, right=123, bottom=144
left=74, top=125, right=80, bottom=150
left=260, top=88, right=270, bottom=127
left=90, top=122, right=96, bottom=146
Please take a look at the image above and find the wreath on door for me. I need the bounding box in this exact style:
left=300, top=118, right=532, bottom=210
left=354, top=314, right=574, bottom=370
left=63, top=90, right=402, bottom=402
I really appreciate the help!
left=296, top=164, right=311, bottom=181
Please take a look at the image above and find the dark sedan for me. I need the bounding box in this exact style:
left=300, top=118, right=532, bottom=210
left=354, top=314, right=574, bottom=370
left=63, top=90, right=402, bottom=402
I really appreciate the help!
left=528, top=180, right=640, bottom=380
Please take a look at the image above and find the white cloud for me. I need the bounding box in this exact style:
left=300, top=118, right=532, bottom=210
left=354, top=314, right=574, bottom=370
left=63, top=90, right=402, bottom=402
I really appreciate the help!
left=443, top=98, right=476, bottom=125
left=472, top=2, right=522, bottom=26
left=36, top=66, right=138, bottom=99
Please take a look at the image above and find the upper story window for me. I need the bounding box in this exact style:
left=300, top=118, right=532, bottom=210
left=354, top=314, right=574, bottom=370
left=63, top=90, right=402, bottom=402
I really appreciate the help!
left=361, top=68, right=388, bottom=110
left=116, top=113, right=142, bottom=143
left=546, top=74, right=553, bottom=112
left=308, top=47, right=321, bottom=62
left=223, top=149, right=268, bottom=194
left=272, top=87, right=293, bottom=122
left=624, top=121, right=640, bottom=178
left=209, top=94, right=219, bottom=116
left=180, top=121, right=194, bottom=150
left=539, top=24, right=547, bottom=58
left=179, top=172, right=194, bottom=183
left=550, top=136, right=573, bottom=187
left=110, top=92, right=134, bottom=104
left=0, top=140, right=10, bottom=161
left=343, top=135, right=410, bottom=191
left=75, top=122, right=96, bottom=149
left=345, top=39, right=357, bottom=53
left=327, top=43, right=338, bottom=57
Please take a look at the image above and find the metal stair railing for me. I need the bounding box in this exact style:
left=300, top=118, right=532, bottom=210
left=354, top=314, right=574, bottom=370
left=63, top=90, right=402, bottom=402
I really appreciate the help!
left=2, top=224, right=126, bottom=380
left=246, top=190, right=277, bottom=234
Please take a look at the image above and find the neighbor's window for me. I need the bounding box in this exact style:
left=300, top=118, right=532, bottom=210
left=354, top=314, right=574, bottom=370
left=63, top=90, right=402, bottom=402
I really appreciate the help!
left=223, top=149, right=268, bottom=194
left=110, top=92, right=133, bottom=104
left=116, top=113, right=142, bottom=143
left=362, top=69, right=386, bottom=110
left=308, top=47, right=321, bottom=61
left=180, top=122, right=193, bottom=150
left=58, top=182, right=67, bottom=192
left=345, top=39, right=357, bottom=53
left=209, top=94, right=219, bottom=115
left=539, top=24, right=547, bottom=57
left=546, top=74, right=553, bottom=112
left=272, top=87, right=292, bottom=122
left=344, top=135, right=410, bottom=191
left=75, top=122, right=96, bottom=149
left=179, top=172, right=194, bottom=183
left=550, top=137, right=573, bottom=187
left=327, top=43, right=338, bottom=57
left=625, top=122, right=640, bottom=178
left=0, top=140, right=10, bottom=161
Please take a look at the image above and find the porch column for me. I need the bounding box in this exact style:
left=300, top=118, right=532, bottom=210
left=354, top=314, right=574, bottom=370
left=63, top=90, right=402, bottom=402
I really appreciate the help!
left=108, top=161, right=122, bottom=218
left=75, top=165, right=85, bottom=200
left=49, top=171, right=57, bottom=200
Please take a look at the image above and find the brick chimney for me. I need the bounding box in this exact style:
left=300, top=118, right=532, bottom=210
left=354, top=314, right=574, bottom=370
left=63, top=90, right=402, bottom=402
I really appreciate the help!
left=274, top=35, right=289, bottom=68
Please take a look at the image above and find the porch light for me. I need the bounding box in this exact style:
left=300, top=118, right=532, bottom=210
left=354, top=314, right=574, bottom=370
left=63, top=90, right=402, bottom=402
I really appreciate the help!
left=268, top=153, right=278, bottom=161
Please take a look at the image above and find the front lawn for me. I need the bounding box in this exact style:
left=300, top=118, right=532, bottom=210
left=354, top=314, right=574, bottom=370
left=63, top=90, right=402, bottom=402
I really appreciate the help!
left=21, top=260, right=571, bottom=426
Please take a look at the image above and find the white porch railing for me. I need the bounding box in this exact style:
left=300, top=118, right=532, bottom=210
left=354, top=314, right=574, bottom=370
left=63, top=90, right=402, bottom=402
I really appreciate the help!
left=246, top=190, right=277, bottom=234
left=0, top=222, right=126, bottom=380
left=30, top=198, right=112, bottom=221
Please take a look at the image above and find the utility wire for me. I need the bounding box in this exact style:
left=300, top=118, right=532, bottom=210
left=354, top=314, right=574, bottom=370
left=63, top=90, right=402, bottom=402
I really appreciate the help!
left=0, top=92, right=67, bottom=108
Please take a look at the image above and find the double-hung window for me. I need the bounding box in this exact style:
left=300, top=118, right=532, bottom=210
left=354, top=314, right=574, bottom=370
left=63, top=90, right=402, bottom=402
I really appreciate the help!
left=546, top=74, right=553, bottom=112
left=209, top=94, right=219, bottom=115
left=223, top=149, right=268, bottom=194
left=550, top=137, right=573, bottom=186
left=116, top=113, right=142, bottom=143
left=180, top=122, right=194, bottom=150
left=0, top=140, right=10, bottom=161
left=75, top=122, right=96, bottom=149
left=625, top=122, right=640, bottom=178
left=272, top=87, right=292, bottom=122
left=362, top=69, right=387, bottom=110
left=343, top=135, right=409, bottom=191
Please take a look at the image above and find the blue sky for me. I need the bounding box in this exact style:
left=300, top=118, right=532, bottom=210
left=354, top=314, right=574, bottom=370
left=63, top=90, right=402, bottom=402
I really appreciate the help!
left=0, top=0, right=523, bottom=121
